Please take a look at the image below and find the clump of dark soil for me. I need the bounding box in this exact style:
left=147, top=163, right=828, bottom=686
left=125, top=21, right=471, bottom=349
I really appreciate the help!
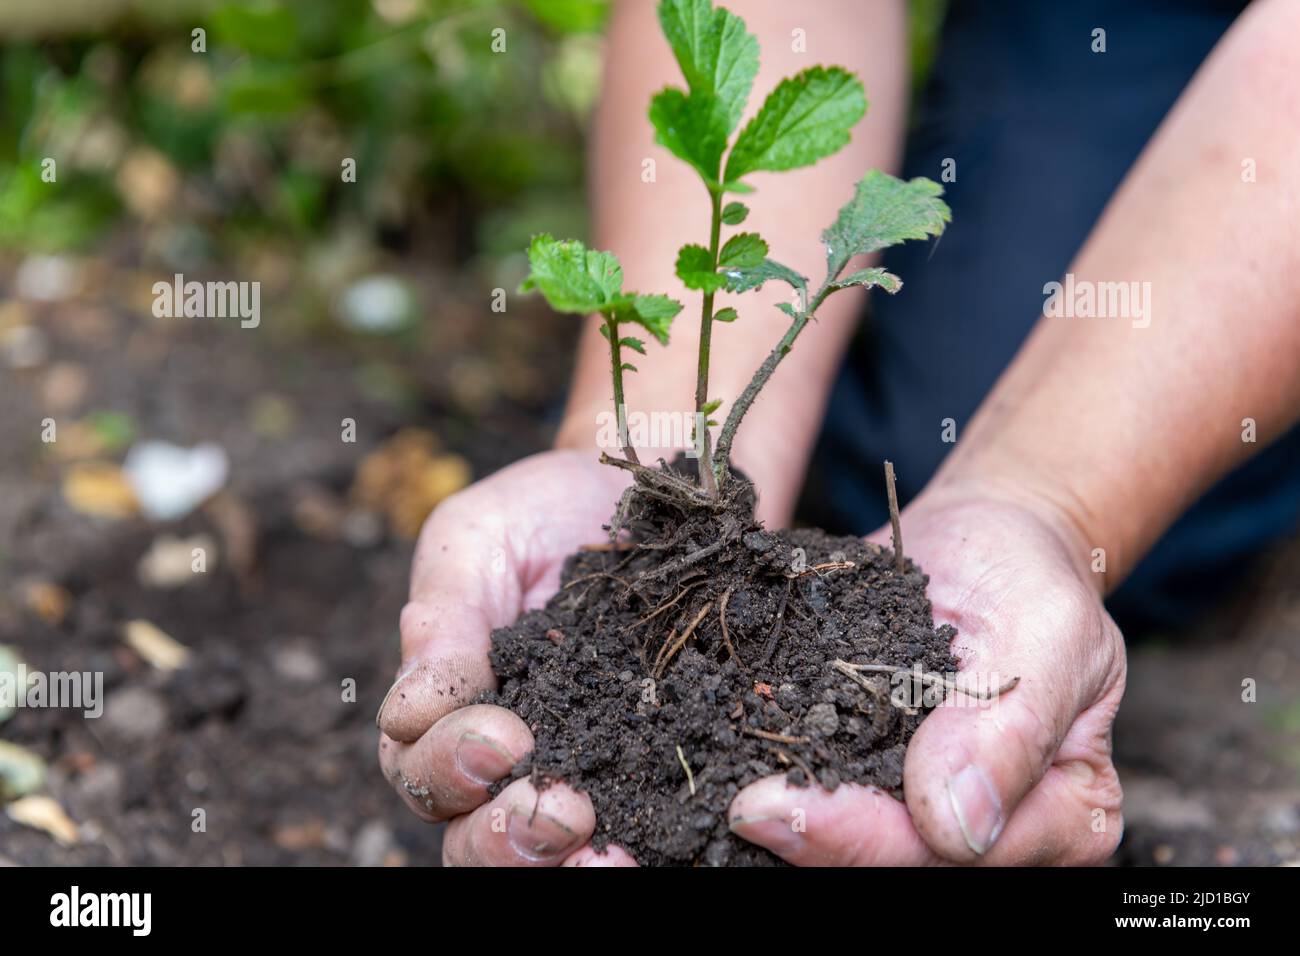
left=487, top=458, right=957, bottom=866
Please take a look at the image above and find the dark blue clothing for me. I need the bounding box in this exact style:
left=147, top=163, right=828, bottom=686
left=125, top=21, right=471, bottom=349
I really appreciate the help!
left=806, top=0, right=1300, bottom=632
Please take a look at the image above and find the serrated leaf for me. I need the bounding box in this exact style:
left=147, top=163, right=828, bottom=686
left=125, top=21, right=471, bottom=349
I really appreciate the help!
left=713, top=307, right=738, bottom=323
left=830, top=267, right=903, bottom=294
left=656, top=0, right=758, bottom=134
left=675, top=243, right=727, bottom=292
left=610, top=293, right=683, bottom=344
left=776, top=301, right=798, bottom=318
left=718, top=232, right=768, bottom=270
left=724, top=67, right=867, bottom=183
left=620, top=336, right=647, bottom=354
left=649, top=87, right=730, bottom=181
left=720, top=201, right=749, bottom=225
left=519, top=234, right=624, bottom=313
left=722, top=258, right=808, bottom=297
left=821, top=170, right=951, bottom=278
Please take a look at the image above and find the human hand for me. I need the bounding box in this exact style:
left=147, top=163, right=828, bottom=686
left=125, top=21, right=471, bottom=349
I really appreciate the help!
left=376, top=449, right=639, bottom=866
left=728, top=483, right=1127, bottom=865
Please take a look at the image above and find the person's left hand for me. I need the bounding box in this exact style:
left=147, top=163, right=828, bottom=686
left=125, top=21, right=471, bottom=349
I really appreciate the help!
left=727, top=483, right=1127, bottom=865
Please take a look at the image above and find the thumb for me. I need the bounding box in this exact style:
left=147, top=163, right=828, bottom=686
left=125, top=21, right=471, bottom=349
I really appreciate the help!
left=901, top=586, right=1104, bottom=862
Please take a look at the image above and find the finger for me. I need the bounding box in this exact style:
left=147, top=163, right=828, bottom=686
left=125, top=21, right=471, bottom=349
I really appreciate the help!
left=376, top=594, right=501, bottom=743
left=729, top=776, right=940, bottom=866
left=979, top=761, right=1124, bottom=865
left=562, top=844, right=639, bottom=867
left=378, top=453, right=624, bottom=743
left=902, top=592, right=1117, bottom=862
left=730, top=764, right=1122, bottom=867
left=379, top=704, right=533, bottom=822
left=441, top=777, right=595, bottom=867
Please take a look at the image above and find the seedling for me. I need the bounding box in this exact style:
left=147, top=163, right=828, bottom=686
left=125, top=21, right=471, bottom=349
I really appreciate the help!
left=520, top=0, right=950, bottom=491
left=496, top=2, right=964, bottom=866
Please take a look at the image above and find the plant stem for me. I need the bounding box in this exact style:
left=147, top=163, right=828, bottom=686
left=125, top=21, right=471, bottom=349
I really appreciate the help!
left=693, top=187, right=724, bottom=495
left=714, top=282, right=827, bottom=482
left=604, top=313, right=639, bottom=464
left=884, top=459, right=903, bottom=572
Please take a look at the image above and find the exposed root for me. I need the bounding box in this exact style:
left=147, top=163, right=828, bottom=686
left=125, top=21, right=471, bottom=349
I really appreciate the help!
left=652, top=600, right=715, bottom=678
left=832, top=659, right=1020, bottom=701
left=759, top=579, right=793, bottom=666
left=741, top=727, right=810, bottom=745
left=717, top=586, right=743, bottom=669
left=676, top=745, right=696, bottom=796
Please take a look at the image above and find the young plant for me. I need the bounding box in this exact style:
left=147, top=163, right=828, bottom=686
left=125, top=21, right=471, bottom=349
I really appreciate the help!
left=519, top=234, right=683, bottom=463
left=521, top=0, right=950, bottom=490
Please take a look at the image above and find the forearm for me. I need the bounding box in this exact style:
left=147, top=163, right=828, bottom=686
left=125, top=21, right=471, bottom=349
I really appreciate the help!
left=935, top=0, right=1300, bottom=591
left=556, top=0, right=909, bottom=524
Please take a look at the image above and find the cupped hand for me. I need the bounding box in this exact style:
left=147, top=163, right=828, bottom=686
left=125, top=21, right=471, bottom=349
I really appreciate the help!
left=376, top=449, right=639, bottom=867
left=728, top=484, right=1127, bottom=865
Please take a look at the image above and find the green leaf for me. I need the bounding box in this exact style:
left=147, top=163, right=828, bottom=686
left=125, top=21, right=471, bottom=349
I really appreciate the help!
left=717, top=232, right=768, bottom=270
left=830, top=267, right=903, bottom=294
left=520, top=234, right=624, bottom=313
left=611, top=293, right=683, bottom=344
left=720, top=201, right=749, bottom=225
left=701, top=398, right=723, bottom=415
left=722, top=258, right=808, bottom=297
left=724, top=67, right=867, bottom=183
left=649, top=87, right=730, bottom=182
left=713, top=307, right=738, bottom=323
left=675, top=243, right=727, bottom=292
left=821, top=171, right=951, bottom=278
left=620, top=336, right=648, bottom=354
left=656, top=0, right=759, bottom=134
left=622, top=362, right=639, bottom=372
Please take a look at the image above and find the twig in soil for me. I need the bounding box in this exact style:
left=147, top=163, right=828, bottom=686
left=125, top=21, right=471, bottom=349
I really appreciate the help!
left=742, top=727, right=811, bottom=745
left=759, top=579, right=793, bottom=666
left=676, top=745, right=696, bottom=796
left=884, top=460, right=904, bottom=573
left=786, top=560, right=857, bottom=578
left=579, top=541, right=637, bottom=552
left=652, top=600, right=715, bottom=678
left=717, top=586, right=744, bottom=669
left=831, top=659, right=1020, bottom=701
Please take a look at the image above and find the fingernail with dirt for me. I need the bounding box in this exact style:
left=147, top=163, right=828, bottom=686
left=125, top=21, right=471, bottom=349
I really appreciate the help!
left=508, top=808, right=580, bottom=861
left=728, top=814, right=803, bottom=857
left=455, top=731, right=515, bottom=785
left=947, top=763, right=1003, bottom=855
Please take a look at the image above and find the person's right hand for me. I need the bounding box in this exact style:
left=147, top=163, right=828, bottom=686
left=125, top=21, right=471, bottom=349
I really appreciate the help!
left=376, top=449, right=639, bottom=866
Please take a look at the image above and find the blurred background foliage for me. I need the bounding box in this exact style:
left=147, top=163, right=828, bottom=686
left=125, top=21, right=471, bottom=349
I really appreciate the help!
left=0, top=0, right=947, bottom=281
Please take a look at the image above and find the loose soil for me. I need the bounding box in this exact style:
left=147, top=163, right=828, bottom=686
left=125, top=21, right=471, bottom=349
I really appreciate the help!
left=488, top=458, right=957, bottom=866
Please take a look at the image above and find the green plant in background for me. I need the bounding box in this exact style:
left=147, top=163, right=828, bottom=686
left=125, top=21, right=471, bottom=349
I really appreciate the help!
left=0, top=0, right=947, bottom=284
left=519, top=0, right=949, bottom=492
left=0, top=0, right=611, bottom=259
